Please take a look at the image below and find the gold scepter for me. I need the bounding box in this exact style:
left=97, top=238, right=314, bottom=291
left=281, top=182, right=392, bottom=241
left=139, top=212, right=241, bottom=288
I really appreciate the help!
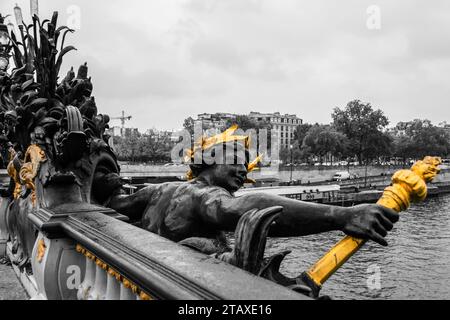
left=300, top=156, right=442, bottom=298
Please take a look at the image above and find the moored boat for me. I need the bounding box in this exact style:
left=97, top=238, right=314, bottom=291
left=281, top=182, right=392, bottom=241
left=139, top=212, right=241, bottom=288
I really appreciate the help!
left=236, top=185, right=340, bottom=203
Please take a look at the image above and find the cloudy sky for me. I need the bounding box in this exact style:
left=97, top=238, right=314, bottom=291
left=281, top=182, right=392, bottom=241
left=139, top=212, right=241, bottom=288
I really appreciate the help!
left=1, top=0, right=449, bottom=132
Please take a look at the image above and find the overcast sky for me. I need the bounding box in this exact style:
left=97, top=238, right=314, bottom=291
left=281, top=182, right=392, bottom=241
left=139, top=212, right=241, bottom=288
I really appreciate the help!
left=1, top=0, right=449, bottom=132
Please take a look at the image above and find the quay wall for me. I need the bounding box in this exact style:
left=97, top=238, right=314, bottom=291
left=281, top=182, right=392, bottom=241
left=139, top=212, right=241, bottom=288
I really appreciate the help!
left=119, top=164, right=450, bottom=184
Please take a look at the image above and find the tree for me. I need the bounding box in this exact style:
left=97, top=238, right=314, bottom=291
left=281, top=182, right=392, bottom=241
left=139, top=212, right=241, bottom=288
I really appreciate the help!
left=302, top=124, right=349, bottom=164
left=114, top=133, right=143, bottom=163
left=226, top=115, right=271, bottom=133
left=294, top=123, right=313, bottom=147
left=143, top=130, right=173, bottom=163
left=279, top=142, right=303, bottom=165
left=113, top=130, right=175, bottom=164
left=183, top=117, right=195, bottom=135
left=226, top=115, right=258, bottom=131
left=363, top=131, right=393, bottom=162
left=392, top=119, right=450, bottom=160
left=332, top=100, right=391, bottom=164
left=392, top=133, right=413, bottom=164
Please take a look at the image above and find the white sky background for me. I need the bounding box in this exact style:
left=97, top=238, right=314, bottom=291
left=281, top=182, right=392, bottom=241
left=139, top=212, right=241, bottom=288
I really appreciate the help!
left=1, top=0, right=449, bottom=132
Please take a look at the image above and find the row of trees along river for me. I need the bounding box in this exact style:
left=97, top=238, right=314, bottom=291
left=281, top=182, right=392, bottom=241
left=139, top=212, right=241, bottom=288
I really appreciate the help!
left=112, top=100, right=450, bottom=165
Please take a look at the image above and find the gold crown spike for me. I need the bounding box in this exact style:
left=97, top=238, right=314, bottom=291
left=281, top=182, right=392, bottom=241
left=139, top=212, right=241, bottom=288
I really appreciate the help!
left=248, top=154, right=263, bottom=173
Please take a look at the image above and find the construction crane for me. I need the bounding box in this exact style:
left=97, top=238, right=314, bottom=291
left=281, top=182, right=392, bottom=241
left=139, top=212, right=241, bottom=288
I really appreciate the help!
left=110, top=110, right=132, bottom=136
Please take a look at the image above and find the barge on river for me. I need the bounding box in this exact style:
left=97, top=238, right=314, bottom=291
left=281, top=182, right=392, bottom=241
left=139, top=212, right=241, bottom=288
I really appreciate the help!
left=236, top=185, right=341, bottom=203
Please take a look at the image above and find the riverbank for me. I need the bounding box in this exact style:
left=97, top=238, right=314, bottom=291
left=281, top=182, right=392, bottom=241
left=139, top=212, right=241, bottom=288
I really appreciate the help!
left=118, top=163, right=450, bottom=184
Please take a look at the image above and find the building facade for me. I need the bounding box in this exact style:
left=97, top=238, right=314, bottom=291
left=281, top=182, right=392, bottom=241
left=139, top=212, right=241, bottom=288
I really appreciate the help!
left=248, top=112, right=303, bottom=149
left=196, top=113, right=237, bottom=131
left=145, top=129, right=180, bottom=143
left=193, top=111, right=303, bottom=149
left=109, top=126, right=139, bottom=138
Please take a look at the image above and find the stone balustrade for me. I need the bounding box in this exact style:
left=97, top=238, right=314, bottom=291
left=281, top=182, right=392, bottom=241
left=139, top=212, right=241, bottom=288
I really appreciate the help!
left=75, top=244, right=148, bottom=300
left=1, top=196, right=307, bottom=300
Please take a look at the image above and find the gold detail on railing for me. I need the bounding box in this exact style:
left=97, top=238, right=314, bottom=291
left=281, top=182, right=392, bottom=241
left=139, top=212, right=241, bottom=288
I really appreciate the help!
left=37, top=239, right=46, bottom=263
left=7, top=149, right=22, bottom=200
left=95, top=258, right=108, bottom=270
left=123, top=278, right=139, bottom=294
left=19, top=145, right=47, bottom=206
left=139, top=291, right=152, bottom=301
left=304, top=156, right=442, bottom=290
left=6, top=145, right=47, bottom=205
left=108, top=268, right=122, bottom=281
left=76, top=244, right=154, bottom=300
left=85, top=251, right=95, bottom=261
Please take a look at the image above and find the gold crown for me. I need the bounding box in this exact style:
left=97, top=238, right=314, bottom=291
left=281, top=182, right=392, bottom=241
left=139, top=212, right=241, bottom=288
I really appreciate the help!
left=185, top=125, right=263, bottom=182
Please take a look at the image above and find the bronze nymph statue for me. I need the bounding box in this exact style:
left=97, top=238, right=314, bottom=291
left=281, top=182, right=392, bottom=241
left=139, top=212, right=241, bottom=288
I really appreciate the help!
left=105, top=126, right=400, bottom=296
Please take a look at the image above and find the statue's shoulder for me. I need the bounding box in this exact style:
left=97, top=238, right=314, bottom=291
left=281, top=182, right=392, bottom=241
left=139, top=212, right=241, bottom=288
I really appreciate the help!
left=152, top=180, right=202, bottom=194
left=146, top=181, right=185, bottom=195
left=186, top=180, right=233, bottom=199
left=159, top=180, right=232, bottom=204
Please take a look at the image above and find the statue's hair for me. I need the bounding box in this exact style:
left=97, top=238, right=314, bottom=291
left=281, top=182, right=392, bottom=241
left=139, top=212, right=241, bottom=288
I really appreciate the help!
left=188, top=142, right=250, bottom=179
left=185, top=125, right=262, bottom=181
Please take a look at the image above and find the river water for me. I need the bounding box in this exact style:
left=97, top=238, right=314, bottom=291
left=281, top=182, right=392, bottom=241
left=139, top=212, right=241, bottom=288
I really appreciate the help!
left=262, top=194, right=450, bottom=300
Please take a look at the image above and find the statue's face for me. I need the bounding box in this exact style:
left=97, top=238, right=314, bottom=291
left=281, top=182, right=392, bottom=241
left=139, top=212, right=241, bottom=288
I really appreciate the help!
left=205, top=151, right=248, bottom=193
left=211, top=163, right=248, bottom=193
left=196, top=143, right=250, bottom=193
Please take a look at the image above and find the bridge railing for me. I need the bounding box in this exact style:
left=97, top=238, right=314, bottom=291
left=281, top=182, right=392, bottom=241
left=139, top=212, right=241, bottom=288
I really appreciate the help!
left=19, top=201, right=307, bottom=300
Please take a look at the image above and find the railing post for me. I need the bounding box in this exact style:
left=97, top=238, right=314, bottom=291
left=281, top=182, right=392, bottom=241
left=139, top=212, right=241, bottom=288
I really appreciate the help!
left=0, top=197, right=10, bottom=258
left=120, top=282, right=136, bottom=300
left=88, top=260, right=108, bottom=300
left=28, top=175, right=128, bottom=300
left=77, top=255, right=95, bottom=300
left=105, top=271, right=121, bottom=300
left=31, top=232, right=85, bottom=300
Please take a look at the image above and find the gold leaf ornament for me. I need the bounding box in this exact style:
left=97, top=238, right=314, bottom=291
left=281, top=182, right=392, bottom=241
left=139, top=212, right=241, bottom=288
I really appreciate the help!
left=37, top=239, right=47, bottom=263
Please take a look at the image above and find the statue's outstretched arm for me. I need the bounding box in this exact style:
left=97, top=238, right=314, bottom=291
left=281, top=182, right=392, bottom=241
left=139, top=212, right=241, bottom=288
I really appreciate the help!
left=108, top=185, right=158, bottom=221
left=200, top=191, right=398, bottom=245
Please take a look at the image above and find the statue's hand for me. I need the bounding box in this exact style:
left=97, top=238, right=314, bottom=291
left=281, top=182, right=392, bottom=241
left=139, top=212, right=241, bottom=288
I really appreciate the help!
left=340, top=204, right=399, bottom=246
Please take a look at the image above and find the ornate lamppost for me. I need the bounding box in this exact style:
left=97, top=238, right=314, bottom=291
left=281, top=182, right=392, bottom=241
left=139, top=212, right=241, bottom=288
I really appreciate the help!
left=289, top=144, right=294, bottom=183
left=0, top=14, right=11, bottom=71
left=14, top=3, right=24, bottom=26
left=30, top=0, right=39, bottom=17
left=0, top=0, right=37, bottom=72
